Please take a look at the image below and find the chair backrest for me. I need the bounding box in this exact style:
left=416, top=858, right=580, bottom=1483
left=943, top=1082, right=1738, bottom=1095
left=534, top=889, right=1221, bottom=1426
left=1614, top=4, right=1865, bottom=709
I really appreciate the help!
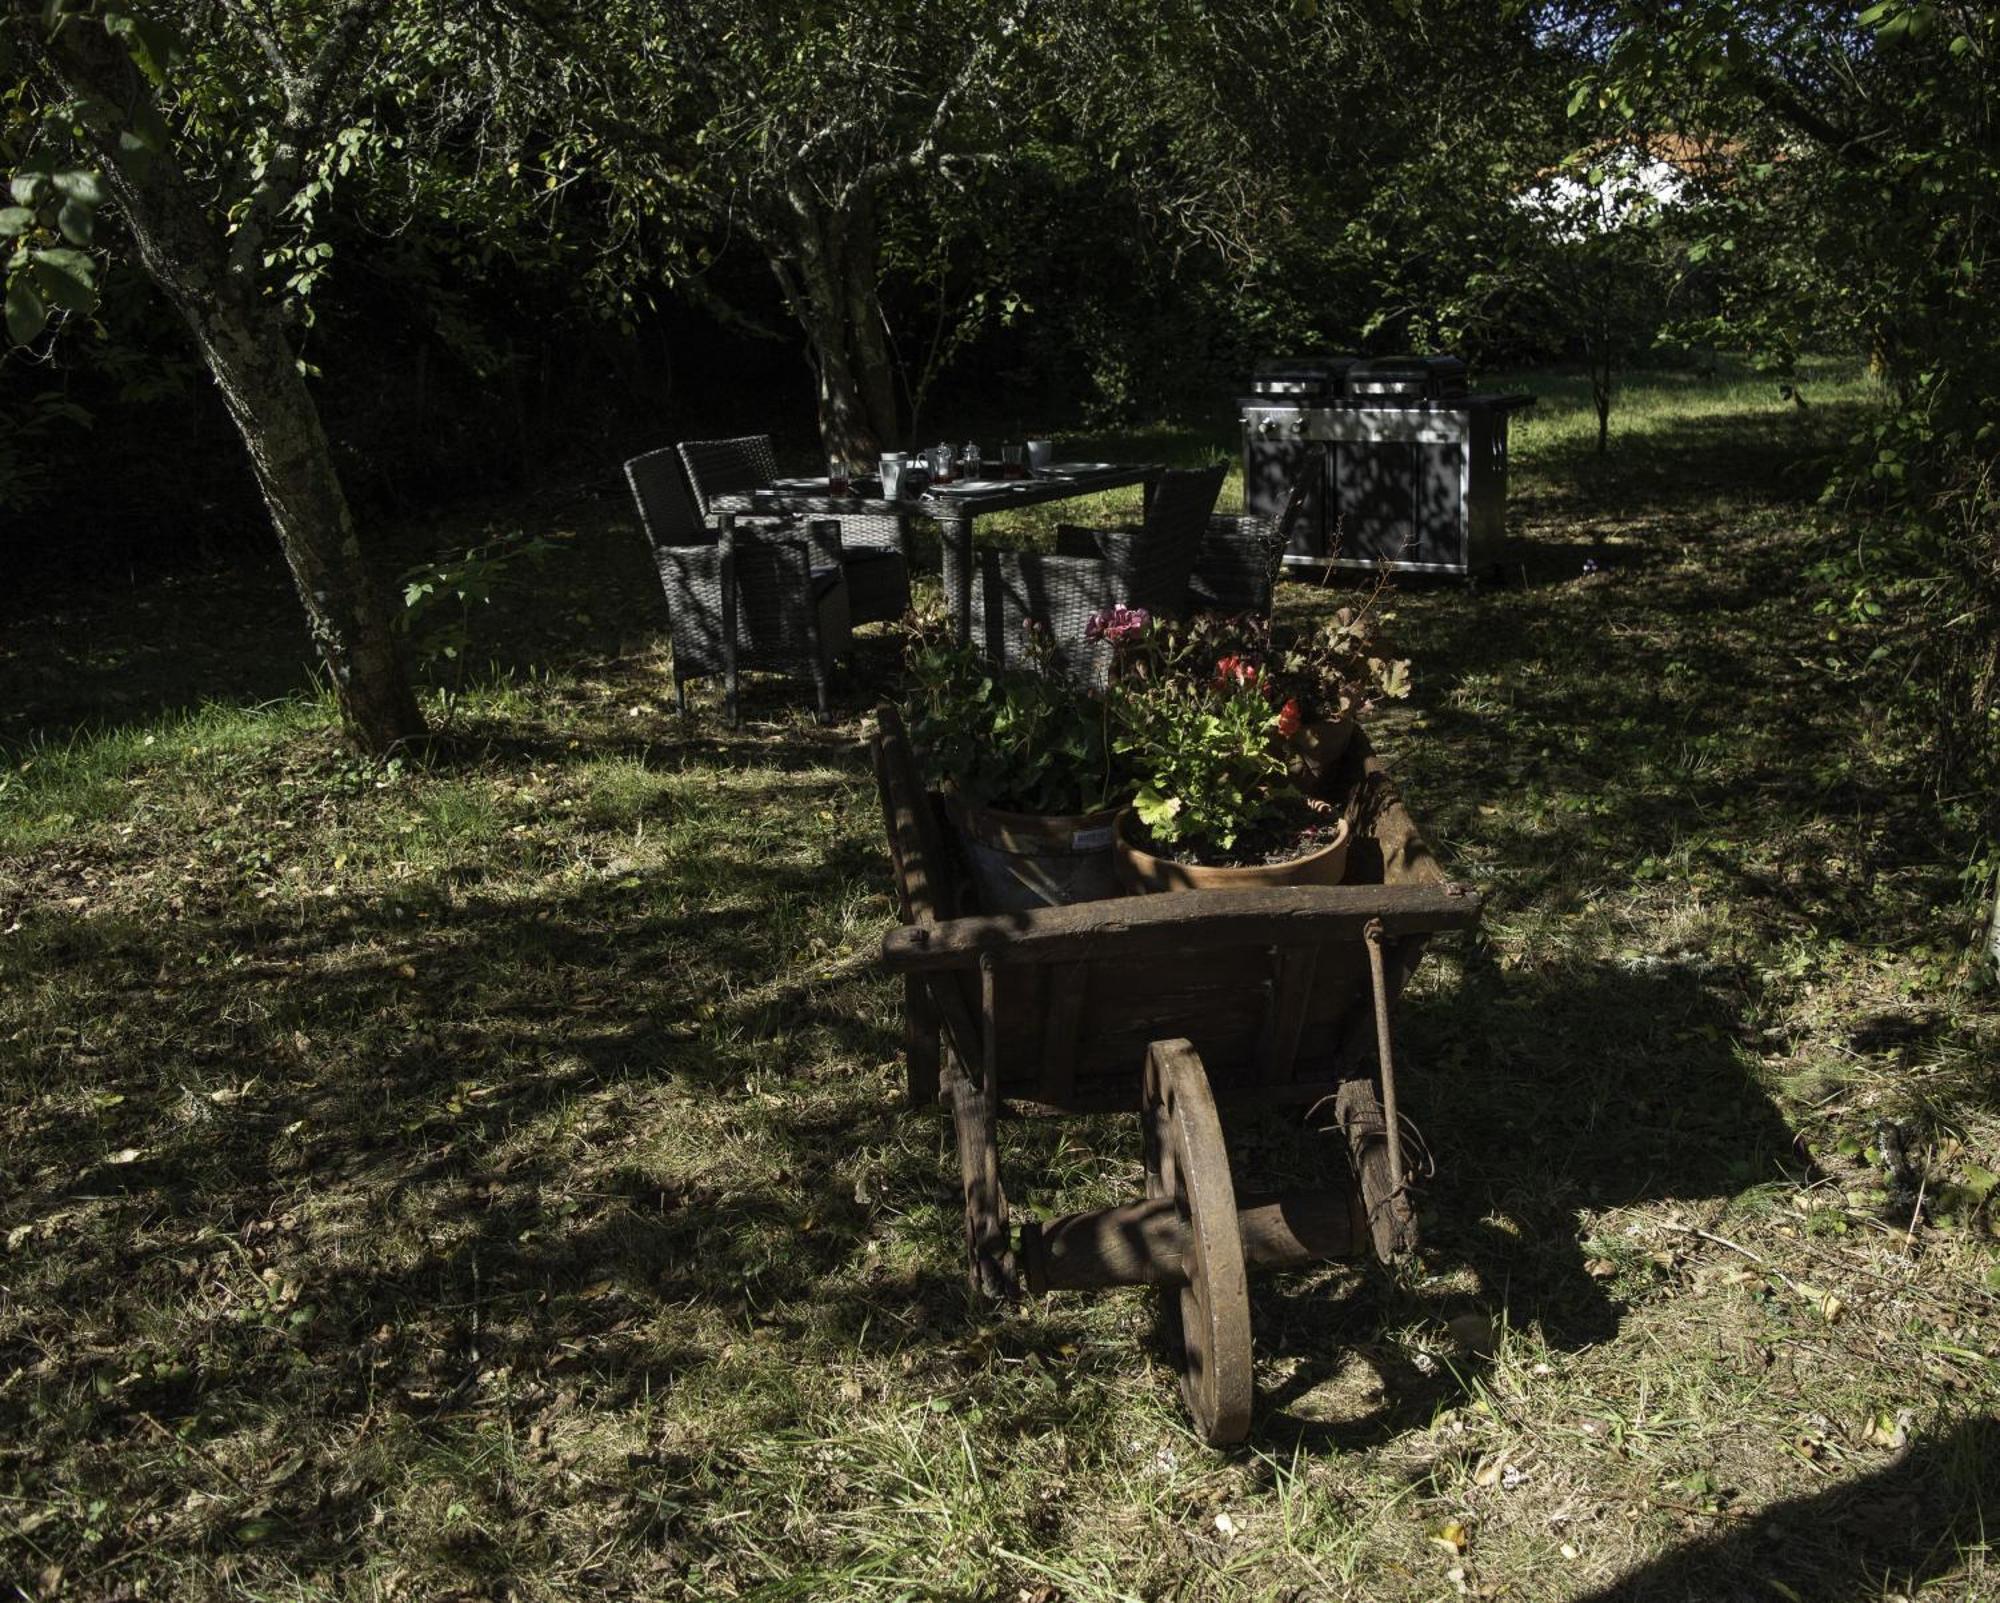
left=678, top=435, right=780, bottom=517
left=1125, top=462, right=1227, bottom=615
left=625, top=447, right=710, bottom=552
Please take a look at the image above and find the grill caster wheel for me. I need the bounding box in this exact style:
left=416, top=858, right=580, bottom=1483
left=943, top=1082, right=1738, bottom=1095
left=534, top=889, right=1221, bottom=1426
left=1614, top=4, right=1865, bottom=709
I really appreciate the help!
left=1143, top=1039, right=1252, bottom=1446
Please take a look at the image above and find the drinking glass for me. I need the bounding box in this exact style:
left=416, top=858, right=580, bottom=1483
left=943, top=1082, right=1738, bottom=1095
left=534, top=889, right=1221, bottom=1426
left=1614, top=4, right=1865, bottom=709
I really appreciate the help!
left=930, top=444, right=955, bottom=485
left=1000, top=442, right=1023, bottom=479
left=879, top=452, right=907, bottom=499
left=1026, top=439, right=1053, bottom=476
left=827, top=457, right=850, bottom=495
left=960, top=442, right=982, bottom=481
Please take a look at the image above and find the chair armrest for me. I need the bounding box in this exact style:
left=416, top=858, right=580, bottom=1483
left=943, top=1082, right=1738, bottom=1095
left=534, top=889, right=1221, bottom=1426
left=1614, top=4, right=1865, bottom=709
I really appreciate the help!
left=982, top=548, right=1120, bottom=608
left=725, top=512, right=842, bottom=571
left=654, top=539, right=723, bottom=600
left=1189, top=513, right=1287, bottom=615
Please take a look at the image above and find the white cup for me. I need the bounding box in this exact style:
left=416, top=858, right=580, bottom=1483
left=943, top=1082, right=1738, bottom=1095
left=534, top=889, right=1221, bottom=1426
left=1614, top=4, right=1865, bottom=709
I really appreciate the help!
left=1026, top=439, right=1053, bottom=474
left=879, top=453, right=906, bottom=498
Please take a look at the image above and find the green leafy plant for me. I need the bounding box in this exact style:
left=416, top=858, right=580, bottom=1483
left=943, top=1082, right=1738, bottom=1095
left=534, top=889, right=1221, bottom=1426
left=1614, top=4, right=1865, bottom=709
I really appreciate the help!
left=901, top=616, right=1125, bottom=816
left=1262, top=587, right=1413, bottom=726
left=1117, top=659, right=1289, bottom=853
left=400, top=527, right=564, bottom=681
left=1110, top=618, right=1296, bottom=855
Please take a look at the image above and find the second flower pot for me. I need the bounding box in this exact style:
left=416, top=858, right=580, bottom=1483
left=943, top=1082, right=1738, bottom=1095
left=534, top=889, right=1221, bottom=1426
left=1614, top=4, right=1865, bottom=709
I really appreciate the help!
left=1112, top=807, right=1353, bottom=894
left=944, top=796, right=1123, bottom=912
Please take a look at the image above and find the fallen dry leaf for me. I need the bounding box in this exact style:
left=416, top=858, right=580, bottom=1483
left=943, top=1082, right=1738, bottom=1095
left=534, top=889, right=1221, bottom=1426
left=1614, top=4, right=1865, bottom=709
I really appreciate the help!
left=1431, top=1518, right=1470, bottom=1554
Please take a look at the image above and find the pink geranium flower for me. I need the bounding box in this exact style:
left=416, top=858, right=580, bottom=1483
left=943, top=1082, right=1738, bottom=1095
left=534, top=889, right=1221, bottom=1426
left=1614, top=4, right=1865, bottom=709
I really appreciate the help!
left=1084, top=604, right=1151, bottom=645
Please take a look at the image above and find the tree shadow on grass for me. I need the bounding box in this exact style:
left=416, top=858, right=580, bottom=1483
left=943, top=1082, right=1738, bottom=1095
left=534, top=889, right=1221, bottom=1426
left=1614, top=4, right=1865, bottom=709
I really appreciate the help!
left=1213, top=949, right=1804, bottom=1454
left=1571, top=1414, right=1998, bottom=1603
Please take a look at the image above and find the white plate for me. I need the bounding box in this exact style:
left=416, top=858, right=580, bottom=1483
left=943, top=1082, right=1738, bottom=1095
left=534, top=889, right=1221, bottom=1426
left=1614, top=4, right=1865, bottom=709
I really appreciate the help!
left=1047, top=461, right=1119, bottom=475
left=927, top=478, right=1015, bottom=494
left=771, top=477, right=832, bottom=492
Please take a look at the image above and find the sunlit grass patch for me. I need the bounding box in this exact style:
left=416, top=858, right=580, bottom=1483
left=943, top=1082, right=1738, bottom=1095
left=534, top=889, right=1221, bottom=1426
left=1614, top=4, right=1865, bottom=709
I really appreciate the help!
left=0, top=366, right=1995, bottom=1600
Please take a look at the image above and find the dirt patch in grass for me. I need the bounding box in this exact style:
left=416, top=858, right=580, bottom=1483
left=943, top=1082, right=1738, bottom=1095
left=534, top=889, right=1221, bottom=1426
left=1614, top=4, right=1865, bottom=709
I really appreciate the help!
left=2, top=367, right=1996, bottom=1601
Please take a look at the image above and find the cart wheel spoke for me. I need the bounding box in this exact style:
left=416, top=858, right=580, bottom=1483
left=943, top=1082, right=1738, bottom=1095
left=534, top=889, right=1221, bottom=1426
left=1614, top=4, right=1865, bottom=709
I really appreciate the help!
left=1144, top=1039, right=1252, bottom=1446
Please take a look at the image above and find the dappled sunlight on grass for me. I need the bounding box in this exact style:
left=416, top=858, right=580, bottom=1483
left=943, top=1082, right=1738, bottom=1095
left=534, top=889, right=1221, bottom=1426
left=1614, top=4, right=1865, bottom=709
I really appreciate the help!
left=1, top=364, right=1995, bottom=1599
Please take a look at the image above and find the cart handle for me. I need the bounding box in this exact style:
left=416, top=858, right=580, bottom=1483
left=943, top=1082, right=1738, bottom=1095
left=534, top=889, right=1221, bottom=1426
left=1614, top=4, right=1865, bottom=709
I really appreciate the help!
left=879, top=881, right=1480, bottom=973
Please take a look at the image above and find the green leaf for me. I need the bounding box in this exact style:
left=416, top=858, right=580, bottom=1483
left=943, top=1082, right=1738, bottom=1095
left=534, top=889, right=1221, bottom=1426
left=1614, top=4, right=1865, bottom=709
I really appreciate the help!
left=50, top=171, right=106, bottom=206
left=6, top=277, right=48, bottom=345
left=33, top=246, right=93, bottom=276
left=9, top=172, right=47, bottom=207
left=1566, top=82, right=1591, bottom=118
left=31, top=254, right=96, bottom=315
left=0, top=206, right=33, bottom=237
left=56, top=197, right=94, bottom=246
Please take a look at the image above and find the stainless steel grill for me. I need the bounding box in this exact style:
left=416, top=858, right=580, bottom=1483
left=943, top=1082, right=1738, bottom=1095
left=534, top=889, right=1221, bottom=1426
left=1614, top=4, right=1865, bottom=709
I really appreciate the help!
left=1240, top=353, right=1532, bottom=579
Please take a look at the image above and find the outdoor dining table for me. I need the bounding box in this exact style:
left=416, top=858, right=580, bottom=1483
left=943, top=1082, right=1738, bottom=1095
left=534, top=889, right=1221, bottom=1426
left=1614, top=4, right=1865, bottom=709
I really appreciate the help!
left=729, top=462, right=1164, bottom=645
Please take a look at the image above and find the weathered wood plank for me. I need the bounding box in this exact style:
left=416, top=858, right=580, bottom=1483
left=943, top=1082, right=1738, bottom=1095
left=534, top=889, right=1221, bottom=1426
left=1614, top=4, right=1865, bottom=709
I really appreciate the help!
left=1264, top=945, right=1320, bottom=1084
left=944, top=1056, right=1013, bottom=1298
left=1038, top=960, right=1090, bottom=1104
left=879, top=882, right=1480, bottom=972
left=1019, top=1185, right=1367, bottom=1293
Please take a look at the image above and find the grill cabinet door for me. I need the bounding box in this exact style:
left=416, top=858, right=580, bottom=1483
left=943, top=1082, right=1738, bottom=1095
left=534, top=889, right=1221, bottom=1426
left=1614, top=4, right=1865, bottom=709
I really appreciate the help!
left=1243, top=437, right=1327, bottom=557
left=1414, top=441, right=1467, bottom=567
left=1335, top=441, right=1415, bottom=562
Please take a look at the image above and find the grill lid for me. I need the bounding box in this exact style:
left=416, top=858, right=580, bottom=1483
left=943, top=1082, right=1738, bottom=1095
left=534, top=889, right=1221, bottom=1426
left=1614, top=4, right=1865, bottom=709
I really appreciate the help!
left=1346, top=354, right=1468, bottom=400
left=1247, top=354, right=1358, bottom=401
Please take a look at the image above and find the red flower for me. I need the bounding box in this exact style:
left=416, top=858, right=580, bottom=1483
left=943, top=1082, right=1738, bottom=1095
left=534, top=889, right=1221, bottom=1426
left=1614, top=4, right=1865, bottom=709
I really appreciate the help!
left=1213, top=654, right=1260, bottom=690
left=1277, top=699, right=1301, bottom=738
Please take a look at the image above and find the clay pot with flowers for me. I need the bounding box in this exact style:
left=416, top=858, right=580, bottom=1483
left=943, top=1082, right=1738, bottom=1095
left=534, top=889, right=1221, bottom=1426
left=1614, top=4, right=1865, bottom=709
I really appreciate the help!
left=1107, top=616, right=1354, bottom=892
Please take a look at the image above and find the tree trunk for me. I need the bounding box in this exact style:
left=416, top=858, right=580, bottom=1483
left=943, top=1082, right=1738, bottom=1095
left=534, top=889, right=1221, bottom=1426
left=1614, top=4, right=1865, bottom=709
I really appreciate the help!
left=43, top=15, right=424, bottom=755
left=1987, top=870, right=2000, bottom=982
left=772, top=193, right=900, bottom=463
left=841, top=190, right=901, bottom=449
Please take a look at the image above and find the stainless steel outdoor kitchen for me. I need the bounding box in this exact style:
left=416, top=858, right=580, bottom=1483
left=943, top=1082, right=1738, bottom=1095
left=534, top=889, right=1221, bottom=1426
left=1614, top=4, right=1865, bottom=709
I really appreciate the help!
left=1241, top=355, right=1534, bottom=580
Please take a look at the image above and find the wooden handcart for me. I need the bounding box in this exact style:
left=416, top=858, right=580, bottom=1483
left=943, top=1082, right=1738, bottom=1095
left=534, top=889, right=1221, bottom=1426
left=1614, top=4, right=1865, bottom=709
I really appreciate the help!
left=871, top=705, right=1481, bottom=1445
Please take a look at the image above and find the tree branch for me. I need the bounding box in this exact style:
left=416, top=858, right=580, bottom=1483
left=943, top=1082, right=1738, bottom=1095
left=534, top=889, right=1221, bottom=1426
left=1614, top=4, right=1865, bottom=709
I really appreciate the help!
left=225, top=0, right=393, bottom=282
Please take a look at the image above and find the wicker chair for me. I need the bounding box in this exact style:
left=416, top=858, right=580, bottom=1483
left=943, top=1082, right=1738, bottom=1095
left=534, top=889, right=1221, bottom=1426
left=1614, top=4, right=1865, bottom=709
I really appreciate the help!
left=677, top=434, right=911, bottom=626
left=625, top=449, right=850, bottom=723
left=974, top=462, right=1226, bottom=684
left=1187, top=448, right=1323, bottom=617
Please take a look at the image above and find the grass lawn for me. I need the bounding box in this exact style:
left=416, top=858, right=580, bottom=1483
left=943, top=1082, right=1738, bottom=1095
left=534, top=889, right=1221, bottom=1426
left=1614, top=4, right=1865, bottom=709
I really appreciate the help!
left=2, top=362, right=1997, bottom=1601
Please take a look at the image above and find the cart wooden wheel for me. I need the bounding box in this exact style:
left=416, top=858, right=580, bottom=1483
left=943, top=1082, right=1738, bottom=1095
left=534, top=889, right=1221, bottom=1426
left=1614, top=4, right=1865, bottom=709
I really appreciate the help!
left=1142, top=1039, right=1252, bottom=1447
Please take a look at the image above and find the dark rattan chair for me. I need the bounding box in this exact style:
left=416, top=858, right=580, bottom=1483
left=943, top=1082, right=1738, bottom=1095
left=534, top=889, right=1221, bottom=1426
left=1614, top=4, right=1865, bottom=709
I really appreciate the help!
left=678, top=434, right=911, bottom=626
left=625, top=449, right=851, bottom=723
left=1187, top=448, right=1323, bottom=617
left=974, top=462, right=1226, bottom=683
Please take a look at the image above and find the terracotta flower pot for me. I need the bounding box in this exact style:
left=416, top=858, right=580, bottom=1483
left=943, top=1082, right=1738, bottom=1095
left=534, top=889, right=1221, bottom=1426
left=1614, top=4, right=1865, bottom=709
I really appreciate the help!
left=943, top=795, right=1123, bottom=911
left=1113, top=807, right=1352, bottom=894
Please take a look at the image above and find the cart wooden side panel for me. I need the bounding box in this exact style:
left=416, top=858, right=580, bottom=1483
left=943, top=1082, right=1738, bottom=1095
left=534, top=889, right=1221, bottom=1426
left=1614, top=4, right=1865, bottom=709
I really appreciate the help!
left=872, top=708, right=1475, bottom=1117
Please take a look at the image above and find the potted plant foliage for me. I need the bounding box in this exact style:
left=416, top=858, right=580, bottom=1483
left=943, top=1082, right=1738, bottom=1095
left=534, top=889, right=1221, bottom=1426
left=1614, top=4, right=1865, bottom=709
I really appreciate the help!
left=1262, top=589, right=1412, bottom=782
left=1109, top=614, right=1355, bottom=892
left=901, top=615, right=1132, bottom=910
